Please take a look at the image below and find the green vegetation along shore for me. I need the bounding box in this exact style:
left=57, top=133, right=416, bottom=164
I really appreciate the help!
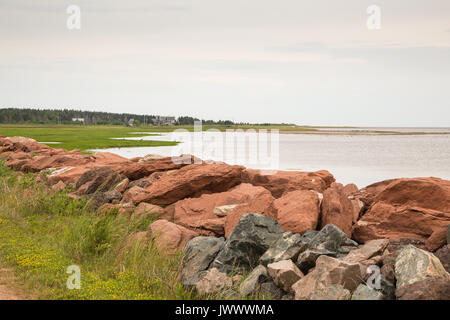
left=0, top=124, right=315, bottom=153
left=0, top=125, right=178, bottom=152
left=0, top=161, right=201, bottom=299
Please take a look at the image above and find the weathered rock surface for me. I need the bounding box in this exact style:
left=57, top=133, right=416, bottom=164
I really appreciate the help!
left=308, top=224, right=355, bottom=252
left=395, top=278, right=450, bottom=300
left=181, top=236, right=225, bottom=287
left=118, top=156, right=190, bottom=180
left=133, top=163, right=244, bottom=205
left=343, top=183, right=359, bottom=196
left=292, top=255, right=363, bottom=300
left=353, top=178, right=450, bottom=243
left=267, top=260, right=303, bottom=293
left=425, top=225, right=448, bottom=251
left=98, top=202, right=135, bottom=215
left=210, top=213, right=284, bottom=274
left=121, top=186, right=149, bottom=204
left=259, top=281, right=285, bottom=299
left=259, top=232, right=308, bottom=267
left=447, top=224, right=450, bottom=244
left=351, top=284, right=384, bottom=300
left=309, top=284, right=351, bottom=300
left=296, top=248, right=337, bottom=274
left=195, top=268, right=232, bottom=295
left=435, top=245, right=450, bottom=273
left=343, top=239, right=389, bottom=264
left=169, top=183, right=275, bottom=237
left=273, top=190, right=321, bottom=234
left=320, top=183, right=355, bottom=237
left=223, top=187, right=276, bottom=238
left=148, top=219, right=199, bottom=254
left=74, top=166, right=124, bottom=195
left=242, top=169, right=335, bottom=198
left=239, top=265, right=269, bottom=297
left=380, top=238, right=427, bottom=283
left=394, top=245, right=450, bottom=289
left=133, top=202, right=165, bottom=219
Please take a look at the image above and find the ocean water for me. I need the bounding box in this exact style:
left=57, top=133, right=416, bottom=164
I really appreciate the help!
left=91, top=132, right=450, bottom=188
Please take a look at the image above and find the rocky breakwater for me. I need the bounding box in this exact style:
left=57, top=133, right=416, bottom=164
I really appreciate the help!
left=1, top=136, right=449, bottom=300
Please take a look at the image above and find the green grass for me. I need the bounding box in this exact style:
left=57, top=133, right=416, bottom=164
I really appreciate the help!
left=0, top=162, right=195, bottom=299
left=0, top=125, right=178, bottom=152
left=0, top=124, right=313, bottom=153
left=0, top=162, right=267, bottom=300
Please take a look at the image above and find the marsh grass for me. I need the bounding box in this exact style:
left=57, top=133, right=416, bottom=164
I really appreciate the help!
left=0, top=162, right=192, bottom=299
left=0, top=125, right=178, bottom=152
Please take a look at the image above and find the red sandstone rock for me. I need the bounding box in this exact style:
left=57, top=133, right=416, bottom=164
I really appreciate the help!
left=242, top=169, right=334, bottom=198
left=46, top=166, right=92, bottom=186
left=350, top=198, right=364, bottom=223
left=133, top=202, right=165, bottom=218
left=21, top=154, right=92, bottom=173
left=169, top=183, right=274, bottom=236
left=223, top=187, right=276, bottom=238
left=273, top=190, right=321, bottom=235
left=353, top=179, right=398, bottom=209
left=114, top=178, right=129, bottom=193
left=352, top=178, right=450, bottom=243
left=121, top=186, right=149, bottom=204
left=132, top=163, right=244, bottom=205
left=425, top=226, right=448, bottom=252
left=343, top=183, right=359, bottom=196
left=119, top=158, right=180, bottom=180
left=396, top=278, right=450, bottom=300
left=51, top=181, right=66, bottom=193
left=98, top=203, right=135, bottom=216
left=118, top=155, right=197, bottom=180
left=320, top=183, right=354, bottom=237
left=148, top=219, right=199, bottom=253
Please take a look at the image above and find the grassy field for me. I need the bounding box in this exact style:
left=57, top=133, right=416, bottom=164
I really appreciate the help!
left=0, top=125, right=180, bottom=152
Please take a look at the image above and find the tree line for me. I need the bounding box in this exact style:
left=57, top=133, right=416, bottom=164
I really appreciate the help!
left=0, top=108, right=294, bottom=126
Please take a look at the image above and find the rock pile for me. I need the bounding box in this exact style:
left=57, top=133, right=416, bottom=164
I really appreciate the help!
left=1, top=135, right=449, bottom=300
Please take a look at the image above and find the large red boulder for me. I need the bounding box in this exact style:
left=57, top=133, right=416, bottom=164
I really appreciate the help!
left=242, top=169, right=334, bottom=198
left=46, top=166, right=92, bottom=186
left=223, top=187, right=276, bottom=237
left=396, top=278, right=450, bottom=300
left=21, top=154, right=92, bottom=173
left=6, top=136, right=48, bottom=153
left=148, top=219, right=199, bottom=254
left=273, top=190, right=321, bottom=235
left=351, top=179, right=398, bottom=211
left=320, top=183, right=354, bottom=237
left=425, top=226, right=448, bottom=252
left=132, top=163, right=244, bottom=205
left=352, top=178, right=450, bottom=243
left=117, top=155, right=197, bottom=180
left=169, top=183, right=273, bottom=236
left=74, top=166, right=124, bottom=195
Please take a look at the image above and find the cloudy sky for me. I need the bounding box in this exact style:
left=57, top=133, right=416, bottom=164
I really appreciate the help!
left=1, top=0, right=449, bottom=126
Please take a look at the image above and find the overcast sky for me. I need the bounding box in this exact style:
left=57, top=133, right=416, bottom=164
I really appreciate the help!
left=1, top=0, right=449, bottom=126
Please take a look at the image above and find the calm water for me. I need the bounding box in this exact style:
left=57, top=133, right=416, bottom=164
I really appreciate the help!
left=92, top=132, right=450, bottom=188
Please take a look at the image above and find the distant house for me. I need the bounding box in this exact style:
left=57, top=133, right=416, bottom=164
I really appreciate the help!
left=152, top=116, right=176, bottom=126
left=127, top=118, right=135, bottom=127
left=72, top=118, right=85, bottom=123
